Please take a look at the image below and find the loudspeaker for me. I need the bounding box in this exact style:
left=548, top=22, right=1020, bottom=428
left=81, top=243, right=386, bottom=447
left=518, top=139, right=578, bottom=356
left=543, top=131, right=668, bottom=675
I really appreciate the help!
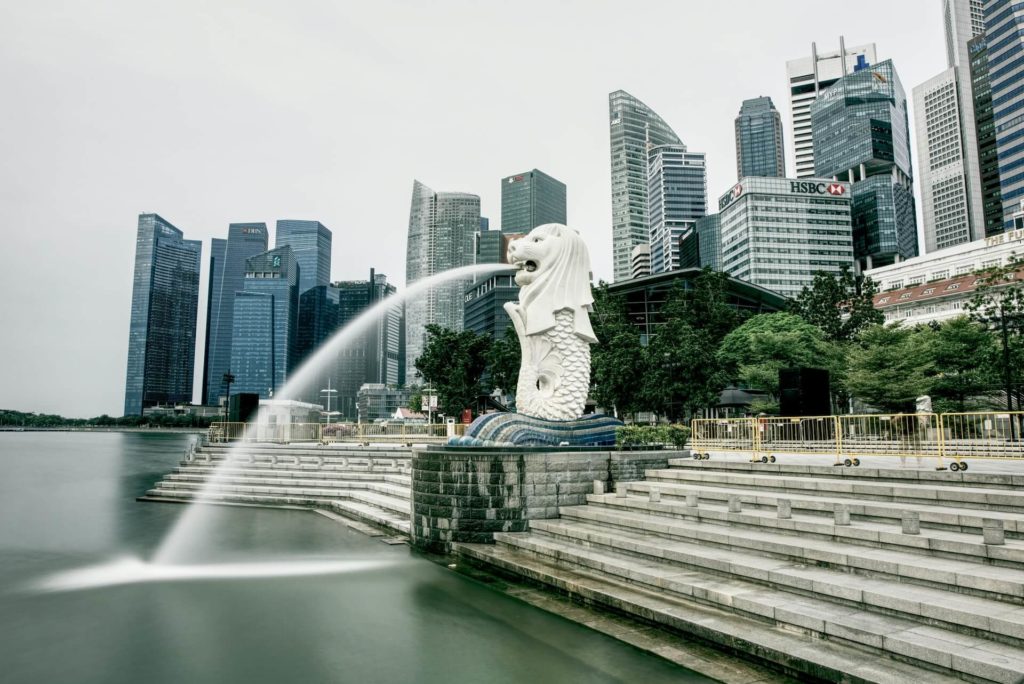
left=228, top=393, right=259, bottom=423
left=779, top=368, right=831, bottom=417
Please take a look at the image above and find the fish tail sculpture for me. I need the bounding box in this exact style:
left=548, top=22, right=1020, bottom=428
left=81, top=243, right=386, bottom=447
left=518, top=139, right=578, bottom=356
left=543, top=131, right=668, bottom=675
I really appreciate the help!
left=504, top=224, right=597, bottom=422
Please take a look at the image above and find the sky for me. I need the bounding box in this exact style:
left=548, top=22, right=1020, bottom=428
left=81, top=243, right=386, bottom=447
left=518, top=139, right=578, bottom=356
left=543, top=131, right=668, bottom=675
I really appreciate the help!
left=0, top=0, right=946, bottom=418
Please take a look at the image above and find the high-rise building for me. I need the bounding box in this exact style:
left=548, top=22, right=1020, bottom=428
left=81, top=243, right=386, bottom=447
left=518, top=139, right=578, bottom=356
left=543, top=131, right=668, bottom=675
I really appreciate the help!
left=201, top=223, right=268, bottom=406
left=229, top=246, right=299, bottom=398
left=968, top=34, right=1005, bottom=236
left=630, top=244, right=651, bottom=279
left=914, top=0, right=987, bottom=253
left=500, top=169, right=567, bottom=232
left=786, top=40, right=878, bottom=178
left=735, top=97, right=785, bottom=178
left=405, top=180, right=480, bottom=380
left=983, top=0, right=1024, bottom=228
left=678, top=214, right=723, bottom=271
left=609, top=90, right=683, bottom=281
left=124, top=214, right=202, bottom=415
left=811, top=59, right=918, bottom=270
left=718, top=177, right=854, bottom=298
left=295, top=284, right=341, bottom=370
left=275, top=220, right=331, bottom=295
left=331, top=271, right=403, bottom=419
left=464, top=274, right=519, bottom=340
left=647, top=144, right=707, bottom=273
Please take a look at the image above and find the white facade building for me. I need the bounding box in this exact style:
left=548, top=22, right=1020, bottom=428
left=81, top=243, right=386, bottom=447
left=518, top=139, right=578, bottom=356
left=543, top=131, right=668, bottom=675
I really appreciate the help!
left=867, top=226, right=1024, bottom=325
left=786, top=40, right=877, bottom=178
left=914, top=0, right=986, bottom=253
left=630, top=243, right=651, bottom=280
left=719, top=176, right=853, bottom=299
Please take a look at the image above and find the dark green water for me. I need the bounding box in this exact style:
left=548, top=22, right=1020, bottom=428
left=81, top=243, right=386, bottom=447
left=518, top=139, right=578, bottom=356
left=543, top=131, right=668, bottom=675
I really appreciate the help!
left=0, top=433, right=709, bottom=684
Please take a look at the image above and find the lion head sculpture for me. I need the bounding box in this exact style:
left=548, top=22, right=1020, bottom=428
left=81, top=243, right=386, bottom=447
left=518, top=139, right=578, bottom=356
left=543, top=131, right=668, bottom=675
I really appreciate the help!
left=506, top=223, right=597, bottom=344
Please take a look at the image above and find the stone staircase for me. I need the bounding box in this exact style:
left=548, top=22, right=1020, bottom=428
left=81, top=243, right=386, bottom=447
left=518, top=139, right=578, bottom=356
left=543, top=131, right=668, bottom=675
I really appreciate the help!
left=456, top=456, right=1024, bottom=683
left=141, top=443, right=413, bottom=535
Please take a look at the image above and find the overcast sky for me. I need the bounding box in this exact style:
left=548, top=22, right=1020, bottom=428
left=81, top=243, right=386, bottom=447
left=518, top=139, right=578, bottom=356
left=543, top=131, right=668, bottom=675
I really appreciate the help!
left=0, top=0, right=945, bottom=417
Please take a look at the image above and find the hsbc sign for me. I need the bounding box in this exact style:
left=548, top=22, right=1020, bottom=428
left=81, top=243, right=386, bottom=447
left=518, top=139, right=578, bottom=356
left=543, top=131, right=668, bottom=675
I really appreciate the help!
left=718, top=183, right=744, bottom=210
left=790, top=181, right=846, bottom=196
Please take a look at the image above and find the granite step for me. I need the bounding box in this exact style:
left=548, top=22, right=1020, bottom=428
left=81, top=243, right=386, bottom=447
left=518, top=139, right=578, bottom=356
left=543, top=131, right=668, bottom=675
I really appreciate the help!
left=455, top=542, right=964, bottom=684
left=646, top=468, right=1024, bottom=513
left=528, top=515, right=1024, bottom=645
left=590, top=488, right=1024, bottom=570
left=173, top=464, right=411, bottom=485
left=163, top=473, right=412, bottom=499
left=564, top=501, right=1024, bottom=601
left=151, top=480, right=410, bottom=507
left=491, top=531, right=1024, bottom=682
left=143, top=488, right=409, bottom=535
left=667, top=458, right=1024, bottom=490
left=633, top=477, right=1024, bottom=538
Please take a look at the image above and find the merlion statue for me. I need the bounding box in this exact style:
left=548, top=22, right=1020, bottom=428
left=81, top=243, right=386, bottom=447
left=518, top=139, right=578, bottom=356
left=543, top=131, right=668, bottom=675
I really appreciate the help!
left=505, top=224, right=597, bottom=421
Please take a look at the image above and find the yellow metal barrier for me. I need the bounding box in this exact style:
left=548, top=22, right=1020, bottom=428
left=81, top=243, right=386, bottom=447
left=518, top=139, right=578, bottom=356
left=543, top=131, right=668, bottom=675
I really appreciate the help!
left=690, top=418, right=757, bottom=460
left=836, top=413, right=942, bottom=467
left=756, top=415, right=838, bottom=463
left=939, top=412, right=1024, bottom=470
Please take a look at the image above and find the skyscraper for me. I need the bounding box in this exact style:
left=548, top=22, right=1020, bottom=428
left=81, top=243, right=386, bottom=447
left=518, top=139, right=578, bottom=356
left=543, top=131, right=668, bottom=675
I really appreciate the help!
left=124, top=213, right=202, bottom=415
left=500, top=169, right=567, bottom=232
left=734, top=97, right=785, bottom=178
left=275, top=220, right=331, bottom=295
left=201, top=222, right=268, bottom=406
left=229, top=246, right=299, bottom=398
left=405, top=180, right=480, bottom=379
left=646, top=144, right=707, bottom=273
left=968, top=34, right=1004, bottom=236
left=811, top=59, right=918, bottom=270
left=983, top=0, right=1024, bottom=227
left=786, top=40, right=878, bottom=178
left=914, top=0, right=986, bottom=252
left=678, top=214, right=723, bottom=271
left=609, top=90, right=683, bottom=281
left=718, top=178, right=854, bottom=298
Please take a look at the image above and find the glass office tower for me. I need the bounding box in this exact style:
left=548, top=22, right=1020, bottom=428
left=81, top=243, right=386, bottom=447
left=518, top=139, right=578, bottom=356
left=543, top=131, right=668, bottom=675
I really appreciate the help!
left=608, top=90, right=683, bottom=281
left=647, top=144, right=707, bottom=273
left=202, top=222, right=268, bottom=406
left=229, top=246, right=299, bottom=398
left=500, top=169, right=567, bottom=232
left=983, top=0, right=1024, bottom=227
left=811, top=59, right=918, bottom=269
left=124, top=213, right=202, bottom=415
left=735, top=97, right=785, bottom=178
left=405, top=180, right=480, bottom=379
left=275, top=220, right=332, bottom=295
left=968, top=34, right=1005, bottom=237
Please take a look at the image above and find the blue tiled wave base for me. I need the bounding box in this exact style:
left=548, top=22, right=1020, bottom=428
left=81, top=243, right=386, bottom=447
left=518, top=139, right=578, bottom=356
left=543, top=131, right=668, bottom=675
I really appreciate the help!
left=450, top=412, right=624, bottom=447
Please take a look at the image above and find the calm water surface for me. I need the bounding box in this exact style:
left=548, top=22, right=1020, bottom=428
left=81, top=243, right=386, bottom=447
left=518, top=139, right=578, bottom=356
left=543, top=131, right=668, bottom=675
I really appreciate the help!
left=0, top=432, right=709, bottom=684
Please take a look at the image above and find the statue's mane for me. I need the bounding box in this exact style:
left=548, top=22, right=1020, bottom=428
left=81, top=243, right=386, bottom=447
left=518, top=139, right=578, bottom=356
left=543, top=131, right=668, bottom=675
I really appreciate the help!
left=520, top=224, right=597, bottom=343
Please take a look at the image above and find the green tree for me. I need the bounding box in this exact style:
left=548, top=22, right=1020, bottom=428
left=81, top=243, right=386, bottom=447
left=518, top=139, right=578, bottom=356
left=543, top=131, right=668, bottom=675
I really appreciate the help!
left=847, top=324, right=932, bottom=413
left=967, top=255, right=1024, bottom=413
left=486, top=325, right=521, bottom=396
left=924, top=317, right=998, bottom=412
left=408, top=387, right=423, bottom=413
left=590, top=283, right=649, bottom=418
left=789, top=265, right=884, bottom=343
left=717, top=312, right=842, bottom=412
left=414, top=324, right=492, bottom=418
left=646, top=280, right=734, bottom=421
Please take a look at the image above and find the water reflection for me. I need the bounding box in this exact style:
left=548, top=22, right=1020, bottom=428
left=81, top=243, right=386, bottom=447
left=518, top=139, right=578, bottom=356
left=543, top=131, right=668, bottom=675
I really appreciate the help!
left=0, top=433, right=710, bottom=684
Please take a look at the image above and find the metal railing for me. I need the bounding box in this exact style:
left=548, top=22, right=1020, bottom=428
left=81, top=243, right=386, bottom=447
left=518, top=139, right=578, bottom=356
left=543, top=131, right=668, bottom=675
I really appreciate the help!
left=691, top=411, right=1024, bottom=471
left=207, top=421, right=465, bottom=445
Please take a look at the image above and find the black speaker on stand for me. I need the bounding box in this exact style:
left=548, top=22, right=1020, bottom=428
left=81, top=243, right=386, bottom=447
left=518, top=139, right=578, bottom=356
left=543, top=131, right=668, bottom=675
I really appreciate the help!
left=779, top=367, right=831, bottom=416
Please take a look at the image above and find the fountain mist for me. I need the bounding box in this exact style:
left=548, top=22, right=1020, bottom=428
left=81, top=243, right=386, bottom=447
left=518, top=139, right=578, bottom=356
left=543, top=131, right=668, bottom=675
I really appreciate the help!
left=152, top=262, right=512, bottom=565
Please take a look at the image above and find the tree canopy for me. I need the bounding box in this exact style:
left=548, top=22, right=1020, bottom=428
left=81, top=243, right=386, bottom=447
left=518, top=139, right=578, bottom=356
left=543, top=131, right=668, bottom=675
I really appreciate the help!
left=413, top=324, right=492, bottom=417
left=788, top=265, right=883, bottom=343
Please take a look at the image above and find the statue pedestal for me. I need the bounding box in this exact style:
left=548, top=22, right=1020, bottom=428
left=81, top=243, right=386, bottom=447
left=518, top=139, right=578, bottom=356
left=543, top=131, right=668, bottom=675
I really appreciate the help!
left=452, top=412, right=624, bottom=447
left=410, top=445, right=669, bottom=553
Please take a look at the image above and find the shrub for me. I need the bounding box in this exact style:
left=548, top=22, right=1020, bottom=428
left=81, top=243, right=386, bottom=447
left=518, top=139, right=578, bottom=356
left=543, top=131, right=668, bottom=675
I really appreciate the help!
left=616, top=424, right=690, bottom=450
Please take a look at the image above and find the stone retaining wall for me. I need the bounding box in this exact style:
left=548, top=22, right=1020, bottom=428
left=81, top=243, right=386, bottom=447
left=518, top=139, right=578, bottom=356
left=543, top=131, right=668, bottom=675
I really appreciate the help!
left=410, top=447, right=672, bottom=552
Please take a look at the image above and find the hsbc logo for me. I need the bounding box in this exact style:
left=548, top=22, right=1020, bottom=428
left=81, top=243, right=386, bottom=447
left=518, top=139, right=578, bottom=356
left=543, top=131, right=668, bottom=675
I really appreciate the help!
left=718, top=183, right=743, bottom=210
left=790, top=181, right=847, bottom=196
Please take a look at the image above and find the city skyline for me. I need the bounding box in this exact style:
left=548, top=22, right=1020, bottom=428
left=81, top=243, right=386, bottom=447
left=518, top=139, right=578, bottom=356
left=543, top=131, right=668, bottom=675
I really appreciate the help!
left=1, top=1, right=947, bottom=416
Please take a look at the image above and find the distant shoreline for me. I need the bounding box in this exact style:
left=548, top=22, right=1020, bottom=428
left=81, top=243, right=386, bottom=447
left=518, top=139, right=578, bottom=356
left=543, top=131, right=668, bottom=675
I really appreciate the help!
left=0, top=427, right=206, bottom=434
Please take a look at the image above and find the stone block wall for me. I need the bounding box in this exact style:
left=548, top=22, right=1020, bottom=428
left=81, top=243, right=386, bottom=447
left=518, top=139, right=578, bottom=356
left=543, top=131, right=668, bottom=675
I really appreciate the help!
left=410, top=447, right=671, bottom=552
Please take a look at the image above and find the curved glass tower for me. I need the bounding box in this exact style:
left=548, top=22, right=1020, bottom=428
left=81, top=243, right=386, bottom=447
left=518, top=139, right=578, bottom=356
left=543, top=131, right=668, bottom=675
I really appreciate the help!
left=608, top=90, right=682, bottom=281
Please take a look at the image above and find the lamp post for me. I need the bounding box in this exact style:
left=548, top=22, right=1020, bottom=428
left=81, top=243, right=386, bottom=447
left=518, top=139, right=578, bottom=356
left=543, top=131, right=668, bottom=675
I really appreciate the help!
left=320, top=378, right=338, bottom=424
